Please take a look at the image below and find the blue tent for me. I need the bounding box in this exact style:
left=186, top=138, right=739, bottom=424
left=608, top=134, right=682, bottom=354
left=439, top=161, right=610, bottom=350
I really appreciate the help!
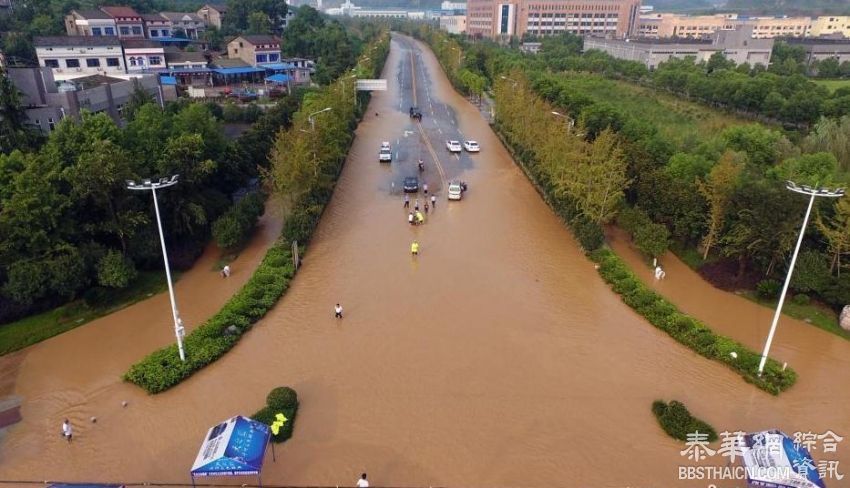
left=265, top=74, right=291, bottom=83
left=190, top=416, right=274, bottom=486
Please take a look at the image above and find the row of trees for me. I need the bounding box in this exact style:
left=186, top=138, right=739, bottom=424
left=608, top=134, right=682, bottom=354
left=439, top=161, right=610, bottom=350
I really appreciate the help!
left=404, top=25, right=850, bottom=312
left=0, top=94, right=304, bottom=324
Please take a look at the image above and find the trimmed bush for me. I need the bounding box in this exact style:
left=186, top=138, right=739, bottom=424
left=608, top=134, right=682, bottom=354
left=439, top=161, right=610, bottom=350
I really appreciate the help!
left=253, top=386, right=299, bottom=443
left=590, top=247, right=796, bottom=395
left=791, top=293, right=810, bottom=306
left=212, top=192, right=267, bottom=251
left=756, top=279, right=781, bottom=300
left=652, top=400, right=717, bottom=442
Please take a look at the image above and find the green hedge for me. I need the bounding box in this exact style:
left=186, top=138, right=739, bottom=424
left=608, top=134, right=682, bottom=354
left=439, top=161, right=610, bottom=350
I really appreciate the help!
left=652, top=400, right=717, bottom=442
left=591, top=247, right=797, bottom=395
left=252, top=386, right=299, bottom=443
left=212, top=192, right=268, bottom=250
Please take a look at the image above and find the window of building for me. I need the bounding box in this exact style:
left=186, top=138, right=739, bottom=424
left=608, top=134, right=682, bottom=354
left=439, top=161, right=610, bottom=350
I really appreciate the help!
left=150, top=29, right=159, bottom=37
left=105, top=27, right=115, bottom=35
left=120, top=26, right=130, bottom=35
left=44, top=59, right=59, bottom=68
left=66, top=59, right=80, bottom=68
left=107, top=57, right=120, bottom=67
left=132, top=26, right=142, bottom=35
left=148, top=56, right=162, bottom=65
left=162, top=29, right=170, bottom=37
left=92, top=27, right=102, bottom=36
left=256, top=53, right=268, bottom=63
left=86, top=58, right=100, bottom=67
left=129, top=57, right=137, bottom=66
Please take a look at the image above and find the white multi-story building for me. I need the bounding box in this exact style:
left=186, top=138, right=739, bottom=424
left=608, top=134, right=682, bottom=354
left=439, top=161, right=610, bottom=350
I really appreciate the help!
left=440, top=15, right=467, bottom=34
left=35, top=36, right=127, bottom=81
left=159, top=12, right=206, bottom=39
left=441, top=1, right=467, bottom=10
left=122, top=39, right=166, bottom=73
left=65, top=10, right=118, bottom=37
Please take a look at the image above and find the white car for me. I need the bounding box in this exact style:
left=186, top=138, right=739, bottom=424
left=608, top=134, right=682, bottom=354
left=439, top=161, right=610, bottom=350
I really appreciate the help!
left=379, top=142, right=392, bottom=162
left=446, top=140, right=462, bottom=153
left=447, top=181, right=463, bottom=200
left=463, top=140, right=480, bottom=152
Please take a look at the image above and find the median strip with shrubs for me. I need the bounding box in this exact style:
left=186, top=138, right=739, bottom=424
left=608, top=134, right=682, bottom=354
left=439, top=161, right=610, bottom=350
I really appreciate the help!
left=591, top=247, right=797, bottom=395
left=125, top=33, right=390, bottom=394
left=652, top=400, right=717, bottom=442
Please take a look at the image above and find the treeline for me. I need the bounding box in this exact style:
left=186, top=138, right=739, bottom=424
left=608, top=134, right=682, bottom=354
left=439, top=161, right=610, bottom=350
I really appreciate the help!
left=126, top=31, right=391, bottom=393
left=0, top=95, right=302, bottom=324
left=400, top=25, right=850, bottom=317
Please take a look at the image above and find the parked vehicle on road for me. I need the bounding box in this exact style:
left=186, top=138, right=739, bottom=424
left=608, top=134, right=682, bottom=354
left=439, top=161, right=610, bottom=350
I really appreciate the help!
left=409, top=106, right=422, bottom=120
left=379, top=142, right=392, bottom=162
left=403, top=176, right=420, bottom=192
left=448, top=181, right=463, bottom=200
left=446, top=140, right=462, bottom=153
left=463, top=140, right=480, bottom=152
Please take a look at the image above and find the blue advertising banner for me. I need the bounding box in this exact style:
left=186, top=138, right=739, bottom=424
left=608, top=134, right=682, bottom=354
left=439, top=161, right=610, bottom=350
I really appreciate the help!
left=741, top=430, right=826, bottom=488
left=191, top=416, right=271, bottom=477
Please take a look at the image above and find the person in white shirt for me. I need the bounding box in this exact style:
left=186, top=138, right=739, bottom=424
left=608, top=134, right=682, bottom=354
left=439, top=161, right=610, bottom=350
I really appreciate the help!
left=423, top=183, right=428, bottom=194
left=356, top=473, right=369, bottom=487
left=62, top=419, right=72, bottom=442
left=335, top=304, right=343, bottom=319
left=408, top=212, right=414, bottom=225
left=430, top=194, right=436, bottom=209
left=221, top=265, right=231, bottom=278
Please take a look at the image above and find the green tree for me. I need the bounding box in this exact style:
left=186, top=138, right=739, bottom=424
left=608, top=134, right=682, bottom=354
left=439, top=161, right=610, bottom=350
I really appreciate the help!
left=247, top=11, right=271, bottom=35
left=816, top=196, right=850, bottom=275
left=699, top=151, right=743, bottom=259
left=574, top=129, right=631, bottom=224
left=634, top=221, right=670, bottom=259
left=96, top=250, right=138, bottom=289
left=0, top=66, right=37, bottom=154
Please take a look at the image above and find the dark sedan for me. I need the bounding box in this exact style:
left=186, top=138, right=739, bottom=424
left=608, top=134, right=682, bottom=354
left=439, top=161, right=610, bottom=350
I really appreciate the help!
left=403, top=176, right=419, bottom=192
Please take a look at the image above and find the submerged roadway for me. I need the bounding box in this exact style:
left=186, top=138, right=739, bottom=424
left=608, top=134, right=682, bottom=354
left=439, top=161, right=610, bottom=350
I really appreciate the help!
left=1, top=34, right=850, bottom=488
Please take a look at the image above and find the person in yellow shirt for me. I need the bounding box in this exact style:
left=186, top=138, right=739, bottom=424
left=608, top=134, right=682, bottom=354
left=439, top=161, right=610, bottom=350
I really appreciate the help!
left=411, top=240, right=419, bottom=256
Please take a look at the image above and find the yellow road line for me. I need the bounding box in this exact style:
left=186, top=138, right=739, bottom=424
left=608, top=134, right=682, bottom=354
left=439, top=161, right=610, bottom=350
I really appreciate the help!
left=408, top=42, right=447, bottom=188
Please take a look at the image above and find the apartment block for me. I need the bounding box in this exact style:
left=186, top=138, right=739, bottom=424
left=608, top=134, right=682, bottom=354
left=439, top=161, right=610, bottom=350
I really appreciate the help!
left=35, top=36, right=127, bottom=81
left=810, top=16, right=850, bottom=38
left=466, top=0, right=641, bottom=39
left=638, top=13, right=811, bottom=40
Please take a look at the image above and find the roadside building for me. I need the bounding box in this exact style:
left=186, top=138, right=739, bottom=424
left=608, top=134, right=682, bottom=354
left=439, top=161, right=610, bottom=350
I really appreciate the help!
left=35, top=36, right=126, bottom=81
left=585, top=25, right=773, bottom=69
left=122, top=39, right=166, bottom=73
left=440, top=15, right=467, bottom=34
left=64, top=10, right=118, bottom=37
left=226, top=35, right=282, bottom=66
left=6, top=66, right=167, bottom=132
left=159, top=12, right=206, bottom=39
left=142, top=13, right=172, bottom=39
left=197, top=4, right=228, bottom=29
left=100, top=6, right=146, bottom=39
left=466, top=0, right=641, bottom=39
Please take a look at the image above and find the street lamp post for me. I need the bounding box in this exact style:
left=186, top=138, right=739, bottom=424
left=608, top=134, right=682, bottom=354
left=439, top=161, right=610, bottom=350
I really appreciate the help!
left=126, top=175, right=186, bottom=362
left=308, top=107, right=332, bottom=132
left=757, top=181, right=845, bottom=375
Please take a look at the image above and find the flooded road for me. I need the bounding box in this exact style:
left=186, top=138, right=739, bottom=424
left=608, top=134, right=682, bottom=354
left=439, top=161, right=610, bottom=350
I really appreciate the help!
left=1, top=34, right=849, bottom=488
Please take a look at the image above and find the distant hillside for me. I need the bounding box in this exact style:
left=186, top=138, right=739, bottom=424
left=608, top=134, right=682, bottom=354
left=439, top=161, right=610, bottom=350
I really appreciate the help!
left=722, top=0, right=850, bottom=14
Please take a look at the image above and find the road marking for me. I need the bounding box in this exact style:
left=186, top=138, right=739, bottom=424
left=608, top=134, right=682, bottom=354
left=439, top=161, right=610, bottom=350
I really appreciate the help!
left=454, top=154, right=460, bottom=161
left=437, top=128, right=442, bottom=134
left=408, top=39, right=446, bottom=188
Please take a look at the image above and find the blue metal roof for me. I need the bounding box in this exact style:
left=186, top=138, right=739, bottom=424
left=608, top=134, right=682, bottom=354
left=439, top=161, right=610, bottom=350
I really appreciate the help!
left=168, top=67, right=212, bottom=73
left=160, top=75, right=177, bottom=85
left=213, top=67, right=265, bottom=75
left=260, top=62, right=294, bottom=70
left=265, top=74, right=291, bottom=83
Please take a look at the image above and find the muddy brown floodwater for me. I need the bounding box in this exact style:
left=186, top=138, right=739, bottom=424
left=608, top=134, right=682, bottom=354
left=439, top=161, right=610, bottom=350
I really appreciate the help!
left=1, top=35, right=849, bottom=488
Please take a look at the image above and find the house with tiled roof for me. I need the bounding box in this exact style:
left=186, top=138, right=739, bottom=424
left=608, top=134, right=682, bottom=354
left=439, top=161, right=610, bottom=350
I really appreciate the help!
left=226, top=35, right=281, bottom=66
left=141, top=13, right=172, bottom=39
left=100, top=6, right=145, bottom=38
left=159, top=12, right=206, bottom=39
left=64, top=10, right=118, bottom=37
left=197, top=4, right=228, bottom=29
left=121, top=39, right=166, bottom=73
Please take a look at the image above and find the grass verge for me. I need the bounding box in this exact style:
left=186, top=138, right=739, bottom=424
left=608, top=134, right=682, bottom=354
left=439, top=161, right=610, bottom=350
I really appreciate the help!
left=740, top=291, right=846, bottom=340
left=814, top=79, right=850, bottom=93
left=0, top=271, right=170, bottom=356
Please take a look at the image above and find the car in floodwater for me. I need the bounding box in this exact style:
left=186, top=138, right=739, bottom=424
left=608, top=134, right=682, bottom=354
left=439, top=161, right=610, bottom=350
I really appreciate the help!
left=379, top=142, right=392, bottom=162
left=463, top=140, right=480, bottom=152
left=403, top=176, right=419, bottom=192
left=448, top=181, right=463, bottom=200
left=446, top=140, right=462, bottom=153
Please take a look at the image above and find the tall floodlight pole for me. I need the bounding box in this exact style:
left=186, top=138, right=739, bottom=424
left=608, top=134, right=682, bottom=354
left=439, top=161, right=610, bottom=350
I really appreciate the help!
left=757, top=181, right=845, bottom=375
left=127, top=175, right=186, bottom=362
